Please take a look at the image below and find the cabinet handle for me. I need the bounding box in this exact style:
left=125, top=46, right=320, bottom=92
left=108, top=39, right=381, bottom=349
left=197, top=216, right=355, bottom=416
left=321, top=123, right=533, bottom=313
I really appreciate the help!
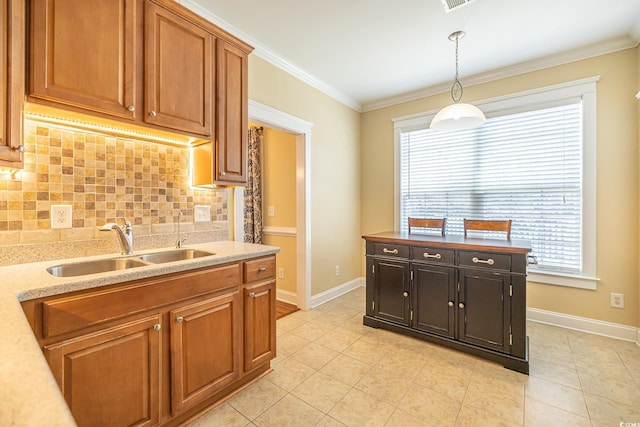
left=258, top=267, right=266, bottom=272
left=127, top=105, right=135, bottom=112
left=423, top=252, right=442, bottom=259
left=383, top=248, right=398, bottom=255
left=458, top=303, right=465, bottom=309
left=403, top=292, right=408, bottom=297
left=153, top=323, right=161, bottom=331
left=12, top=145, right=25, bottom=153
left=175, top=316, right=184, bottom=323
left=249, top=292, right=256, bottom=298
left=472, top=257, right=494, bottom=265
left=448, top=301, right=454, bottom=307
left=149, top=110, right=157, bottom=117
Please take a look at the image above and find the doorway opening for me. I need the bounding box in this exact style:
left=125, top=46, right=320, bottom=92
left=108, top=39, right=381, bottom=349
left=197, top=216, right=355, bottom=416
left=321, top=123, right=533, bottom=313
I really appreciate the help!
left=233, top=100, right=312, bottom=310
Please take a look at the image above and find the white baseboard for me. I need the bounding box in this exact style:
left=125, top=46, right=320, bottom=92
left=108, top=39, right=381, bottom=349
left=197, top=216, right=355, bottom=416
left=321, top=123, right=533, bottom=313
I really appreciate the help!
left=527, top=307, right=639, bottom=343
left=276, top=288, right=298, bottom=306
left=310, top=278, right=364, bottom=309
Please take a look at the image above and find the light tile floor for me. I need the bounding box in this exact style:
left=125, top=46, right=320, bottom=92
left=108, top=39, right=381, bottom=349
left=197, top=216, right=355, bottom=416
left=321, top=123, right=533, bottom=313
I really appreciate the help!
left=189, top=287, right=640, bottom=426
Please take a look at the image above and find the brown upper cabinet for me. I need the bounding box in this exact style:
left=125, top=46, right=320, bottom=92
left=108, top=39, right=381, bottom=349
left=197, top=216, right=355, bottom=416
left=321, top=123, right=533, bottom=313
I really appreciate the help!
left=0, top=0, right=25, bottom=169
left=28, top=0, right=140, bottom=121
left=27, top=0, right=253, bottom=183
left=144, top=1, right=213, bottom=136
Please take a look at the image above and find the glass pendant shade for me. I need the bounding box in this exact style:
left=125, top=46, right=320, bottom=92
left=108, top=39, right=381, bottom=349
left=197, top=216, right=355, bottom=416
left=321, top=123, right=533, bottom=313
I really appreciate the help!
left=430, top=30, right=486, bottom=131
left=430, top=102, right=486, bottom=131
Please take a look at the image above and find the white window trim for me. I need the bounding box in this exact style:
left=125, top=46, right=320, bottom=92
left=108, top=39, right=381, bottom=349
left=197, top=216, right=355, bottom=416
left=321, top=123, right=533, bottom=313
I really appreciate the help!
left=392, top=76, right=600, bottom=290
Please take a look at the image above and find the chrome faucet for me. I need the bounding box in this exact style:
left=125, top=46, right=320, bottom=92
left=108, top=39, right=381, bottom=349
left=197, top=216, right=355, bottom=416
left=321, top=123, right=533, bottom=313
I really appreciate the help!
left=176, top=211, right=186, bottom=248
left=100, top=218, right=133, bottom=255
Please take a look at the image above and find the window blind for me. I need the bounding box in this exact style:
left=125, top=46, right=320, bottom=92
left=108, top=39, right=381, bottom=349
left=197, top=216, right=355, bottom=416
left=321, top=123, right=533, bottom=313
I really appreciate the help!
left=400, top=101, right=583, bottom=274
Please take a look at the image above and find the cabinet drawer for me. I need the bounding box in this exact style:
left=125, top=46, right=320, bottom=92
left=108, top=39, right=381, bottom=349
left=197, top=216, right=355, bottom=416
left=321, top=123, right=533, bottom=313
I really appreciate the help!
left=42, top=263, right=240, bottom=339
left=373, top=243, right=409, bottom=259
left=243, top=256, right=276, bottom=283
left=411, top=247, right=455, bottom=264
left=459, top=251, right=511, bottom=271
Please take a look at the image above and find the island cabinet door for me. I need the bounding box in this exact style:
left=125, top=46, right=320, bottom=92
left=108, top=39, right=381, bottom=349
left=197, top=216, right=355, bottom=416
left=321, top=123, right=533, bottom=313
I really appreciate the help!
left=457, top=268, right=511, bottom=353
left=43, top=315, right=162, bottom=427
left=169, top=291, right=242, bottom=415
left=372, top=258, right=410, bottom=326
left=411, top=264, right=456, bottom=338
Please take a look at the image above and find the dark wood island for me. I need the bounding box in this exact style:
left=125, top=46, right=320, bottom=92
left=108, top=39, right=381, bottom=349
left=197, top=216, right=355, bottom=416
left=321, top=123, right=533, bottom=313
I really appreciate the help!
left=363, top=231, right=532, bottom=374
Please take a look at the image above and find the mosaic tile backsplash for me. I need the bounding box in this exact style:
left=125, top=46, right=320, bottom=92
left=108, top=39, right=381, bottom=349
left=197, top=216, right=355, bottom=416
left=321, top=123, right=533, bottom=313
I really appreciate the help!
left=0, top=120, right=228, bottom=264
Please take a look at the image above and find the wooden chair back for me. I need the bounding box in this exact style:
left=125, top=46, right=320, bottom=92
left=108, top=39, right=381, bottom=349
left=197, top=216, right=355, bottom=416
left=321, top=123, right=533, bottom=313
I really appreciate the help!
left=408, top=217, right=446, bottom=236
left=463, top=219, right=512, bottom=240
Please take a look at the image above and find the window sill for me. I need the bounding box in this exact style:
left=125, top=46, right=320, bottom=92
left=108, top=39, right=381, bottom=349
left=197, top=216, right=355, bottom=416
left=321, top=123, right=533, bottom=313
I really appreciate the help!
left=527, top=270, right=598, bottom=290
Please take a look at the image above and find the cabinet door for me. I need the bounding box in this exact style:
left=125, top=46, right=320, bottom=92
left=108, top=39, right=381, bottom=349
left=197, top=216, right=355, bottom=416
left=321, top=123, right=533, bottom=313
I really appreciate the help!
left=0, top=0, right=24, bottom=168
left=145, top=1, right=213, bottom=136
left=170, top=291, right=242, bottom=415
left=29, top=0, right=138, bottom=119
left=458, top=268, right=511, bottom=353
left=373, top=258, right=410, bottom=325
left=412, top=263, right=455, bottom=338
left=215, top=39, right=248, bottom=185
left=44, top=315, right=162, bottom=427
left=244, top=280, right=276, bottom=372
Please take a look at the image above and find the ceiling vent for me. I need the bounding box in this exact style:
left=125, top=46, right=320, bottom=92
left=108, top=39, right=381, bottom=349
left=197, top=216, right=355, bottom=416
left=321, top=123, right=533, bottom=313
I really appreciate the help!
left=440, top=0, right=477, bottom=13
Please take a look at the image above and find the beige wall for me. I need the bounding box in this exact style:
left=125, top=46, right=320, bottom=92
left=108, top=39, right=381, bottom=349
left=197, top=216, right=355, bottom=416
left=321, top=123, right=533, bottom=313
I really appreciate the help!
left=248, top=56, right=362, bottom=297
left=362, top=48, right=639, bottom=327
left=261, top=127, right=297, bottom=293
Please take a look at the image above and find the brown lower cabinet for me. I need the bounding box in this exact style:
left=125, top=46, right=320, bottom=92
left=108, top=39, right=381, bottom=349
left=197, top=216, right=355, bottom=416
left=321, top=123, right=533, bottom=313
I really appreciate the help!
left=21, top=255, right=276, bottom=426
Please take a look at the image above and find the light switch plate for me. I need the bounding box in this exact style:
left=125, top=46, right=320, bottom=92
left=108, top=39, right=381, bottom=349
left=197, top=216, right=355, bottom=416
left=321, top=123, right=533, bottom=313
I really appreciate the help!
left=51, top=205, right=72, bottom=229
left=194, top=205, right=211, bottom=222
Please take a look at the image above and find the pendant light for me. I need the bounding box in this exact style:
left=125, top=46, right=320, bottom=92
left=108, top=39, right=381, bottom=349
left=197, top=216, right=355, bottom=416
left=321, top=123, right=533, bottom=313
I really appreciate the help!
left=430, top=31, right=486, bottom=131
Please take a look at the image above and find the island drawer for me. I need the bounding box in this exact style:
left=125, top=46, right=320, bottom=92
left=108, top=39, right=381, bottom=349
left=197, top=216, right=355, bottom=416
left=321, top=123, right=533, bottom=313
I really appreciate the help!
left=41, top=263, right=240, bottom=339
left=458, top=251, right=511, bottom=271
left=372, top=243, right=409, bottom=258
left=411, top=246, right=455, bottom=264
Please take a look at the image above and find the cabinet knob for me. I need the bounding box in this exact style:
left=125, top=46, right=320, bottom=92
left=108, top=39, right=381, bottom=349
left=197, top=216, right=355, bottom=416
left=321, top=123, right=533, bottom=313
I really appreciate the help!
left=249, top=292, right=256, bottom=298
left=458, top=303, right=465, bottom=309
left=149, top=110, right=157, bottom=117
left=127, top=105, right=135, bottom=112
left=403, top=291, right=408, bottom=297
left=176, top=316, right=184, bottom=323
left=220, top=171, right=226, bottom=176
left=448, top=301, right=454, bottom=307
left=12, top=145, right=25, bottom=153
left=153, top=323, right=161, bottom=331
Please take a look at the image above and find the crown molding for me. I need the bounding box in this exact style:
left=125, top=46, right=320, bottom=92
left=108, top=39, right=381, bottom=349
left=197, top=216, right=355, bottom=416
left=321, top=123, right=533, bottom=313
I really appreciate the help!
left=362, top=36, right=639, bottom=112
left=179, top=1, right=637, bottom=114
left=180, top=0, right=362, bottom=112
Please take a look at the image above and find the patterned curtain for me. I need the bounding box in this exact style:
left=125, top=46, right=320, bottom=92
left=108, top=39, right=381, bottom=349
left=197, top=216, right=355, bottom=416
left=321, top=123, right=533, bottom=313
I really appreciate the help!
left=244, top=127, right=263, bottom=243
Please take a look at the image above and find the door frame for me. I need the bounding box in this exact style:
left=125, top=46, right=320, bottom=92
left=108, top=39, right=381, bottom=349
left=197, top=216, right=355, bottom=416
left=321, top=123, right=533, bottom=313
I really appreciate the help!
left=236, top=100, right=312, bottom=310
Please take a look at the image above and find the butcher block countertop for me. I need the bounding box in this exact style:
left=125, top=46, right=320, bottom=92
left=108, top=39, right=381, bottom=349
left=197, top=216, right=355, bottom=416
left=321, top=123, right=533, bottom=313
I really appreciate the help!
left=0, top=241, right=279, bottom=427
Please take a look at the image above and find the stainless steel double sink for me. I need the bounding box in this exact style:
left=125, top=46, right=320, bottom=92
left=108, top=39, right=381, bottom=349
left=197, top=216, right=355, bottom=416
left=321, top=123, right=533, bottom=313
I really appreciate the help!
left=47, top=249, right=216, bottom=277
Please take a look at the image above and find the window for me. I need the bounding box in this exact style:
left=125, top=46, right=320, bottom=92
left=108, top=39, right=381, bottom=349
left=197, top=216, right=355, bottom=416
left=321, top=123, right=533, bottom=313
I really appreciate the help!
left=393, top=77, right=598, bottom=289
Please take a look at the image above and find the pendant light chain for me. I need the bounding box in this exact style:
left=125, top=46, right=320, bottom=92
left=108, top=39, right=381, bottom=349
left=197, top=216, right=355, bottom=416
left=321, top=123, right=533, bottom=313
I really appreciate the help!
left=451, top=32, right=463, bottom=103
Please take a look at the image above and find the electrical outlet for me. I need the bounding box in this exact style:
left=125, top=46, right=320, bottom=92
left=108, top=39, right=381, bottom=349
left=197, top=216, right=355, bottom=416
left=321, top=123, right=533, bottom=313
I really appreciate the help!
left=335, top=265, right=340, bottom=276
left=267, top=206, right=275, bottom=217
left=194, top=205, right=210, bottom=222
left=51, top=205, right=72, bottom=229
left=610, top=293, right=624, bottom=309
left=278, top=268, right=285, bottom=279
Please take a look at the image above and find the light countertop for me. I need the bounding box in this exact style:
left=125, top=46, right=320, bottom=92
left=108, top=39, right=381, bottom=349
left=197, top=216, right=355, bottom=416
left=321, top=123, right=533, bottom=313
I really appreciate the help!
left=0, top=241, right=279, bottom=426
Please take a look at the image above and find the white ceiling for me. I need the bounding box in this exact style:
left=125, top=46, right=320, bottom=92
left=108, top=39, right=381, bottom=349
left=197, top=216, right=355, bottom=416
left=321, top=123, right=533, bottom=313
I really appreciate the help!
left=183, top=0, right=640, bottom=112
